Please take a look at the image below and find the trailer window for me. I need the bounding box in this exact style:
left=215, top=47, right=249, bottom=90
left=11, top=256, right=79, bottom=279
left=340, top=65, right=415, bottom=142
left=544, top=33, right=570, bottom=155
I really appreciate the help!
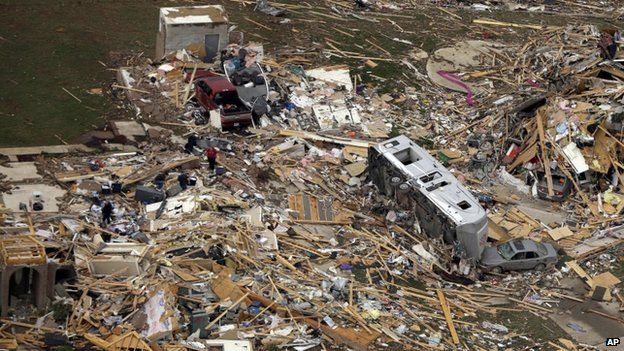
left=426, top=181, right=449, bottom=191
left=384, top=141, right=400, bottom=148
left=394, top=148, right=420, bottom=166
left=420, top=172, right=441, bottom=183
left=457, top=201, right=471, bottom=210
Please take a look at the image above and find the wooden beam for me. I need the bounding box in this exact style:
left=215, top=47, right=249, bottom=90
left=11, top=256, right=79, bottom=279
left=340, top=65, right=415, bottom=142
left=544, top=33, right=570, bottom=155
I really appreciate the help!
left=436, top=289, right=460, bottom=345
left=279, top=130, right=373, bottom=148
left=472, top=19, right=558, bottom=30
left=536, top=110, right=554, bottom=197
left=182, top=63, right=198, bottom=104
left=204, top=292, right=250, bottom=331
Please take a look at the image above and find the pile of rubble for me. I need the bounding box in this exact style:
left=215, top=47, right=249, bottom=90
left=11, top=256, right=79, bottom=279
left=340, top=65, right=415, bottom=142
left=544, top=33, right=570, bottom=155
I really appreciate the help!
left=3, top=1, right=624, bottom=351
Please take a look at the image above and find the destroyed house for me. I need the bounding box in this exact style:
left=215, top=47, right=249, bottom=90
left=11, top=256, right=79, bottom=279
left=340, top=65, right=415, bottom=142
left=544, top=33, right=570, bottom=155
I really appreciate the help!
left=369, top=135, right=488, bottom=259
left=155, top=5, right=229, bottom=61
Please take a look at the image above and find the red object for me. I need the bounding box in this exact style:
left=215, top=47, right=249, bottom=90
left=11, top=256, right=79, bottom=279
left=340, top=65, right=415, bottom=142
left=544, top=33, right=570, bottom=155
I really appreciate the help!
left=206, top=147, right=217, bottom=159
left=194, top=76, right=253, bottom=128
left=502, top=144, right=520, bottom=164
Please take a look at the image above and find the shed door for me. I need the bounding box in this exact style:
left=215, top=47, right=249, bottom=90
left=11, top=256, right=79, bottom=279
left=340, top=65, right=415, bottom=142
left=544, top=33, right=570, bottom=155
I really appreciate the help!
left=204, top=34, right=220, bottom=63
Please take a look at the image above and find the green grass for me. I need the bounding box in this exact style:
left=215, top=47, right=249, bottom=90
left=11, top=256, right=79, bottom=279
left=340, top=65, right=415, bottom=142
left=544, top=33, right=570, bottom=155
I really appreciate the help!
left=0, top=0, right=160, bottom=147
left=470, top=309, right=569, bottom=350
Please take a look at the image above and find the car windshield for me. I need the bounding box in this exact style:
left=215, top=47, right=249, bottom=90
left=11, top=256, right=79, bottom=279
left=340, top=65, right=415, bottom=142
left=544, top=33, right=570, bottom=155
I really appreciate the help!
left=497, top=242, right=514, bottom=260
left=536, top=243, right=548, bottom=256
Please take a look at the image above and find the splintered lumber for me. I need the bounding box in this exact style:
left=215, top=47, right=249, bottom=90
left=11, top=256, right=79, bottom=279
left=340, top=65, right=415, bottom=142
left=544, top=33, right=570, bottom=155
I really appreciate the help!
left=279, top=130, right=374, bottom=148
left=111, top=84, right=150, bottom=94
left=536, top=111, right=554, bottom=197
left=210, top=270, right=252, bottom=306
left=121, top=156, right=199, bottom=186
left=246, top=290, right=379, bottom=351
left=547, top=291, right=584, bottom=303
left=0, top=319, right=65, bottom=333
left=548, top=226, right=575, bottom=241
left=204, top=292, right=251, bottom=331
left=0, top=338, right=17, bottom=349
left=182, top=63, right=198, bottom=104
left=0, top=235, right=46, bottom=266
left=244, top=16, right=273, bottom=30
left=586, top=309, right=624, bottom=323
left=568, top=236, right=624, bottom=259
left=62, top=87, right=82, bottom=102
left=508, top=297, right=553, bottom=313
left=436, top=289, right=460, bottom=345
left=565, top=261, right=595, bottom=288
left=84, top=331, right=152, bottom=351
left=473, top=19, right=557, bottom=30
left=287, top=193, right=336, bottom=222
left=55, top=169, right=106, bottom=182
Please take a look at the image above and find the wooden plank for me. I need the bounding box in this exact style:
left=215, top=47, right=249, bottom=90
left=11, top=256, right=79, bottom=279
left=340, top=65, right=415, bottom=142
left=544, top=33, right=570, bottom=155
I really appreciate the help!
left=488, top=218, right=512, bottom=241
left=121, top=156, right=199, bottom=186
left=309, top=195, right=319, bottom=221
left=569, top=237, right=624, bottom=259
left=566, top=260, right=595, bottom=288
left=473, top=19, right=558, bottom=30
left=279, top=130, right=373, bottom=148
left=296, top=194, right=305, bottom=220
left=182, top=63, right=198, bottom=104
left=536, top=111, right=554, bottom=197
left=508, top=142, right=537, bottom=172
left=548, top=226, right=574, bottom=241
left=26, top=212, right=35, bottom=236
left=55, top=170, right=106, bottom=182
left=436, top=289, right=460, bottom=345
left=287, top=195, right=296, bottom=213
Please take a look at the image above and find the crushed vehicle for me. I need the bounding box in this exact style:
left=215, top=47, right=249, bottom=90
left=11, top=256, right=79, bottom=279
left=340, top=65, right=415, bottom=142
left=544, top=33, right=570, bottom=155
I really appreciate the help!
left=535, top=171, right=573, bottom=202
left=222, top=45, right=270, bottom=117
left=480, top=239, right=558, bottom=273
left=368, top=135, right=488, bottom=260
left=186, top=73, right=254, bottom=128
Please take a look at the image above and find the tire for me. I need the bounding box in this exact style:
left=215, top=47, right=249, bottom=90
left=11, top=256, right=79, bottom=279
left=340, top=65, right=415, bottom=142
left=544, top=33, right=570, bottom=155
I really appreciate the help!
left=184, top=102, right=197, bottom=112
left=192, top=110, right=205, bottom=120
left=491, top=266, right=502, bottom=274
left=535, top=263, right=546, bottom=271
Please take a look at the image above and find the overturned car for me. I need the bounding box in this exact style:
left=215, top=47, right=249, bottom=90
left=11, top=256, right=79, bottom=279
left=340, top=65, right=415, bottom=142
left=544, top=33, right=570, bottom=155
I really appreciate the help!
left=369, top=135, right=488, bottom=260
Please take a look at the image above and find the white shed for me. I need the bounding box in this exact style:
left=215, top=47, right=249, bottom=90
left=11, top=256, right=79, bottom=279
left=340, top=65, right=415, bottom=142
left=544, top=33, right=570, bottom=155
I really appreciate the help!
left=155, top=5, right=229, bottom=61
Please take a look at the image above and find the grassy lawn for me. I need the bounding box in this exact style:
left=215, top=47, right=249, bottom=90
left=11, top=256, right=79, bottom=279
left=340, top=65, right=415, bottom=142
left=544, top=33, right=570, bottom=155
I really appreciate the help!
left=468, top=309, right=569, bottom=350
left=0, top=0, right=160, bottom=147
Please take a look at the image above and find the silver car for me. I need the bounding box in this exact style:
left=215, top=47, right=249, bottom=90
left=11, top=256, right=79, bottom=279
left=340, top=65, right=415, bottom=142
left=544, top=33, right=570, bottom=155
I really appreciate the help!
left=480, top=239, right=558, bottom=273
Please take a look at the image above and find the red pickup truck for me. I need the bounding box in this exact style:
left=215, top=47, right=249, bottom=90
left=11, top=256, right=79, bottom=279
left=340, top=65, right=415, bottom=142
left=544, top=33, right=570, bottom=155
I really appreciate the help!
left=192, top=76, right=253, bottom=128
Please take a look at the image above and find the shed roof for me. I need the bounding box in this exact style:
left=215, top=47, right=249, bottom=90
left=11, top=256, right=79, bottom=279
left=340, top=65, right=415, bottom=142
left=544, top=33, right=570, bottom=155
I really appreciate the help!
left=160, top=5, right=228, bottom=25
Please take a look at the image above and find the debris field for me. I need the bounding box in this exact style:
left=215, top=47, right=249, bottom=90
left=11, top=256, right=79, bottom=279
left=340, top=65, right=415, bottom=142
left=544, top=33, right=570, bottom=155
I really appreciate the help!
left=1, top=1, right=624, bottom=350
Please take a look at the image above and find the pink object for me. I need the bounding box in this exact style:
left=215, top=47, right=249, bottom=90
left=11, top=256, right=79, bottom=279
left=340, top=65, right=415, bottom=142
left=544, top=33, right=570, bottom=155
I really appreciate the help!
left=437, top=70, right=475, bottom=106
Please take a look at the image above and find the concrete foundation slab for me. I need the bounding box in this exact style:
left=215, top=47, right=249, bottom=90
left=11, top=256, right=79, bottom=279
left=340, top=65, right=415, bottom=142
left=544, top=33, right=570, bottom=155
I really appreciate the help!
left=549, top=299, right=624, bottom=349
left=0, top=162, right=42, bottom=182
left=110, top=121, right=147, bottom=142
left=1, top=184, right=66, bottom=213
left=0, top=144, right=94, bottom=157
